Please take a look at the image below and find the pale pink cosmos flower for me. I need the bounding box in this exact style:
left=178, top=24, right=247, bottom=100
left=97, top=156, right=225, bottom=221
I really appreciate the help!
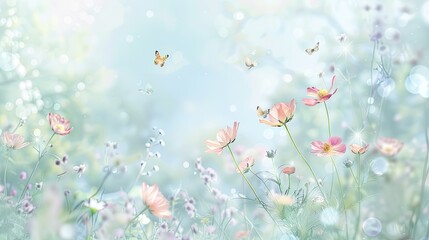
left=350, top=143, right=369, bottom=155
left=141, top=182, right=172, bottom=219
left=311, top=136, right=346, bottom=157
left=375, top=137, right=403, bottom=156
left=48, top=113, right=73, bottom=135
left=259, top=99, right=296, bottom=127
left=236, top=156, right=254, bottom=173
left=2, top=132, right=30, bottom=150
left=303, top=75, right=338, bottom=106
left=206, top=122, right=239, bottom=155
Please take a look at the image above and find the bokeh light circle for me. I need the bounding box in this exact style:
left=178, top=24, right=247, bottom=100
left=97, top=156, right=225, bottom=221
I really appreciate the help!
left=405, top=65, right=429, bottom=98
left=363, top=217, right=382, bottom=237
left=0, top=52, right=20, bottom=71
left=371, top=157, right=389, bottom=175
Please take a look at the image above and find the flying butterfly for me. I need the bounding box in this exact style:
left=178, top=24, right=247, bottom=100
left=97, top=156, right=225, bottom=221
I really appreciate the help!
left=138, top=83, right=154, bottom=95
left=244, top=57, right=257, bottom=69
left=154, top=50, right=169, bottom=67
left=256, top=106, right=269, bottom=118
left=305, top=42, right=320, bottom=55
left=337, top=34, right=347, bottom=43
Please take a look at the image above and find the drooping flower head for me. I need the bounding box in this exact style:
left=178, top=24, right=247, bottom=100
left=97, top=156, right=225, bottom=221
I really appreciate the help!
left=236, top=156, right=254, bottom=173
left=206, top=122, right=239, bottom=155
left=311, top=136, right=346, bottom=157
left=2, top=132, right=29, bottom=150
left=350, top=143, right=369, bottom=155
left=49, top=113, right=72, bottom=135
left=259, top=99, right=296, bottom=127
left=141, top=182, right=172, bottom=219
left=375, top=137, right=403, bottom=156
left=303, top=75, right=338, bottom=106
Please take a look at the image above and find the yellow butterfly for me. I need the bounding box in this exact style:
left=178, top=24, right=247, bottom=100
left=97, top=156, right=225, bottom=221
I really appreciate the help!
left=244, top=57, right=257, bottom=69
left=305, top=42, right=320, bottom=55
left=256, top=106, right=269, bottom=118
left=154, top=50, right=169, bottom=67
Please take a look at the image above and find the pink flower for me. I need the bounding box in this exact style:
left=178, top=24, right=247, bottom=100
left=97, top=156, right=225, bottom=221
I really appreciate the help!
left=141, top=182, right=172, bottom=219
left=375, top=137, right=403, bottom=156
left=303, top=75, right=338, bottom=106
left=259, top=99, right=296, bottom=127
left=2, top=132, right=29, bottom=150
left=282, top=166, right=296, bottom=175
left=350, top=143, right=369, bottom=155
left=311, top=136, right=346, bottom=157
left=48, top=113, right=72, bottom=135
left=206, top=122, right=239, bottom=155
left=235, top=230, right=250, bottom=239
left=236, top=156, right=254, bottom=173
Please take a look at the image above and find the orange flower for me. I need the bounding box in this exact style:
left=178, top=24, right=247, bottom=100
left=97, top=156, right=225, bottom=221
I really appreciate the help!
left=206, top=122, right=239, bottom=155
left=48, top=113, right=72, bottom=135
left=282, top=166, right=296, bottom=175
left=259, top=99, right=295, bottom=127
left=141, top=182, right=172, bottom=219
left=2, top=132, right=29, bottom=150
left=350, top=143, right=369, bottom=154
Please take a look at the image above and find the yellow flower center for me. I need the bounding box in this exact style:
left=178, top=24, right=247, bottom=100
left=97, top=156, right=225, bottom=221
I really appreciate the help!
left=54, top=124, right=65, bottom=132
left=317, top=89, right=328, bottom=98
left=323, top=143, right=332, bottom=153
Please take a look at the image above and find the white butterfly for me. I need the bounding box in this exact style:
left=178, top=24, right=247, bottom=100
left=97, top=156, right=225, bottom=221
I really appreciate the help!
left=305, top=42, right=320, bottom=55
left=256, top=106, right=269, bottom=118
left=244, top=57, right=257, bottom=69
left=139, top=83, right=154, bottom=95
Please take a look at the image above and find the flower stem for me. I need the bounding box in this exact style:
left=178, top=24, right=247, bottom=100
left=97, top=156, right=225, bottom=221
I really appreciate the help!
left=353, top=155, right=361, bottom=240
left=324, top=102, right=331, bottom=137
left=227, top=146, right=263, bottom=205
left=412, top=102, right=429, bottom=238
left=72, top=171, right=111, bottom=212
left=125, top=206, right=149, bottom=232
left=288, top=175, right=291, bottom=192
left=4, top=152, right=9, bottom=196
left=330, top=156, right=349, bottom=240
left=17, top=133, right=55, bottom=203
left=227, top=145, right=283, bottom=233
left=283, top=124, right=328, bottom=203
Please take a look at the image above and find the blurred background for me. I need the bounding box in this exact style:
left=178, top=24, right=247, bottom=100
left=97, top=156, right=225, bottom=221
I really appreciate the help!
left=1, top=0, right=429, bottom=239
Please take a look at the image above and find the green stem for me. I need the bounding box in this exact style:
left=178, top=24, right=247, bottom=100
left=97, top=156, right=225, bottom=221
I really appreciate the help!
left=17, top=133, right=55, bottom=203
left=353, top=155, right=362, bottom=240
left=412, top=102, right=429, bottom=238
left=227, top=146, right=263, bottom=205
left=125, top=206, right=149, bottom=233
left=249, top=169, right=272, bottom=193
left=4, top=154, right=8, bottom=196
left=324, top=102, right=331, bottom=137
left=330, top=156, right=349, bottom=240
left=72, top=171, right=111, bottom=212
left=288, top=174, right=291, bottom=192
left=283, top=124, right=328, bottom=203
left=227, top=145, right=283, bottom=233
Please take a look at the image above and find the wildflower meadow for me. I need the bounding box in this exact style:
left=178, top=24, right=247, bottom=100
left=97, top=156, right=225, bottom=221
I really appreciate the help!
left=1, top=0, right=429, bottom=239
